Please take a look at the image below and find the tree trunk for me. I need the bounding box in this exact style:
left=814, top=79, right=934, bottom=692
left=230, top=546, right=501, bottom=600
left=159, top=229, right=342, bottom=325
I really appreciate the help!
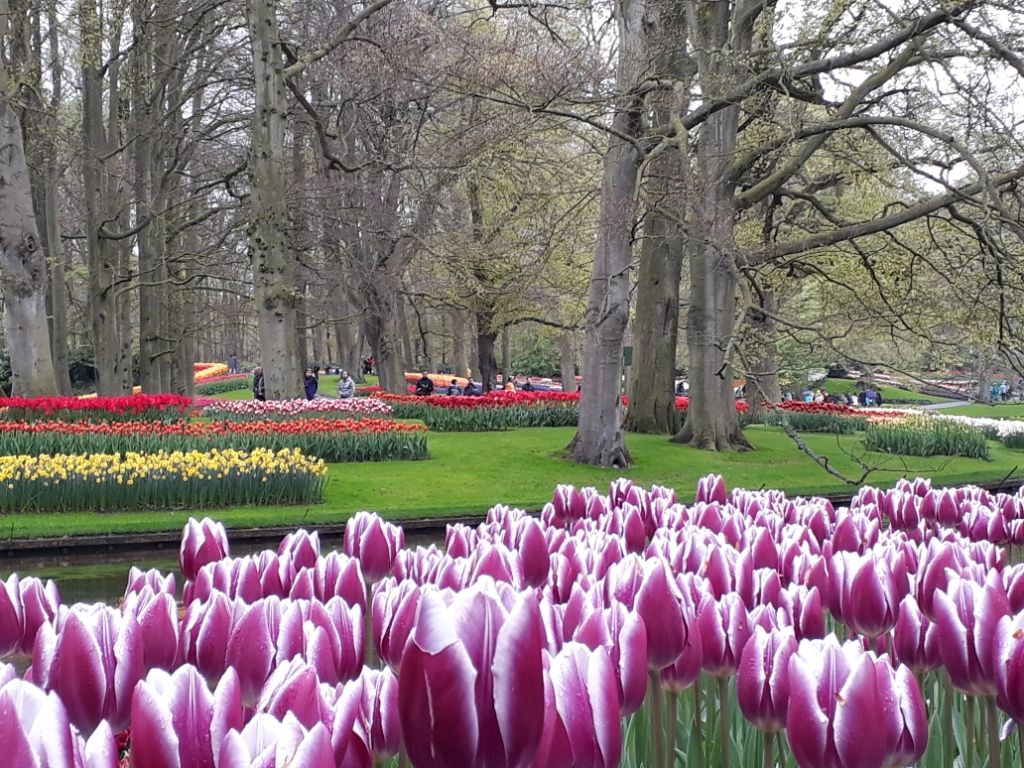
left=398, top=296, right=415, bottom=371
left=476, top=317, right=499, bottom=391
left=567, top=0, right=647, bottom=467
left=362, top=289, right=404, bottom=392
left=0, top=101, right=59, bottom=396
left=246, top=0, right=302, bottom=400
left=624, top=204, right=684, bottom=434
left=501, top=325, right=512, bottom=384
left=559, top=330, right=576, bottom=391
left=672, top=1, right=753, bottom=451
left=741, top=286, right=780, bottom=420
left=452, top=310, right=469, bottom=379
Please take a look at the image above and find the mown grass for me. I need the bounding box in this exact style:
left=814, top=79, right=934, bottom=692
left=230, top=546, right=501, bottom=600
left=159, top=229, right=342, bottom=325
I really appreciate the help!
left=819, top=377, right=948, bottom=403
left=2, top=425, right=1021, bottom=540
left=941, top=402, right=1024, bottom=418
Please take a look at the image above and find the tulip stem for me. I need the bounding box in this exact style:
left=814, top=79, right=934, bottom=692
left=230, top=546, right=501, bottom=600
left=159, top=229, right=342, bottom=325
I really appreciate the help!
left=693, top=679, right=705, bottom=768
left=942, top=673, right=954, bottom=765
left=667, top=690, right=679, bottom=767
left=762, top=731, right=774, bottom=768
left=649, top=672, right=666, bottom=768
left=966, top=695, right=975, bottom=768
left=718, top=676, right=730, bottom=768
left=987, top=696, right=1002, bottom=768
left=364, top=580, right=378, bottom=668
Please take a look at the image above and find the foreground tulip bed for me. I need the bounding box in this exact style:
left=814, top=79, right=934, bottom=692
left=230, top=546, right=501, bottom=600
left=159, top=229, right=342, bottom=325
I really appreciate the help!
left=6, top=477, right=1024, bottom=766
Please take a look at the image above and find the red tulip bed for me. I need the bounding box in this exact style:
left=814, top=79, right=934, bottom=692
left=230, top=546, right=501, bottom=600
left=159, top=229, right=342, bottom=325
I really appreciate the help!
left=0, top=417, right=429, bottom=463
left=0, top=394, right=193, bottom=422
left=6, top=477, right=1024, bottom=766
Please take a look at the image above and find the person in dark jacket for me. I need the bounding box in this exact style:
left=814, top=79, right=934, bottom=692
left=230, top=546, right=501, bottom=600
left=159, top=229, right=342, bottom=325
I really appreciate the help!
left=447, top=379, right=462, bottom=395
left=252, top=367, right=266, bottom=401
left=415, top=373, right=434, bottom=396
left=304, top=368, right=318, bottom=400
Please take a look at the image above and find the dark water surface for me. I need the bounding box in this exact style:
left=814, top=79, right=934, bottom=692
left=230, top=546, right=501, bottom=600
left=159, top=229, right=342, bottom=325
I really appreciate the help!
left=0, top=531, right=443, bottom=605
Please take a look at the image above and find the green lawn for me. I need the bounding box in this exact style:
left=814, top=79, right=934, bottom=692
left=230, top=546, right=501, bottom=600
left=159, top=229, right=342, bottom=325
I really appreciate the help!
left=4, top=425, right=1022, bottom=540
left=941, top=402, right=1024, bottom=418
left=820, top=378, right=948, bottom=403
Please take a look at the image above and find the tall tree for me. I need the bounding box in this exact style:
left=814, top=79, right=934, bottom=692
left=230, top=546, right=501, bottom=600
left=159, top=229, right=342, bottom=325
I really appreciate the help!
left=0, top=0, right=59, bottom=395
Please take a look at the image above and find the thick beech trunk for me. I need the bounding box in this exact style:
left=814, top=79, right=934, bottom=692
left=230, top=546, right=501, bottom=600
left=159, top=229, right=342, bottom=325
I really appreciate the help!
left=247, top=0, right=302, bottom=399
left=624, top=205, right=684, bottom=434
left=741, top=287, right=780, bottom=419
left=567, top=0, right=647, bottom=467
left=0, top=100, right=59, bottom=395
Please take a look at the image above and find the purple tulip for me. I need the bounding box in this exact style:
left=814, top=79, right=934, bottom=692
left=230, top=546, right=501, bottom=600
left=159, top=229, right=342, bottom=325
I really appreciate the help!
left=185, top=556, right=262, bottom=605
left=835, top=553, right=900, bottom=639
left=372, top=579, right=422, bottom=670
left=344, top=511, right=405, bottom=583
left=892, top=596, right=941, bottom=676
left=398, top=582, right=546, bottom=768
left=933, top=573, right=1010, bottom=696
left=572, top=603, right=648, bottom=715
left=786, top=638, right=927, bottom=768
left=181, top=592, right=234, bottom=682
left=255, top=657, right=333, bottom=730
left=218, top=712, right=334, bottom=767
left=277, top=597, right=363, bottom=686
left=737, top=626, right=796, bottom=733
left=634, top=559, right=686, bottom=670
left=695, top=474, right=727, bottom=504
left=32, top=603, right=143, bottom=734
left=278, top=529, right=320, bottom=570
left=122, top=586, right=179, bottom=671
left=226, top=598, right=282, bottom=706
left=314, top=551, right=367, bottom=608
left=130, top=665, right=243, bottom=768
left=358, top=667, right=401, bottom=760
left=697, top=593, right=751, bottom=677
left=532, top=643, right=622, bottom=768
left=124, top=567, right=176, bottom=599
left=994, top=612, right=1024, bottom=725
left=0, top=677, right=118, bottom=768
left=514, top=517, right=551, bottom=588
left=180, top=517, right=230, bottom=581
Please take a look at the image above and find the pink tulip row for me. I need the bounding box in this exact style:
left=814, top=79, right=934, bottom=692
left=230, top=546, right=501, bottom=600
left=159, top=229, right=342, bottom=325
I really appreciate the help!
left=197, top=398, right=394, bottom=418
left=5, top=476, right=1024, bottom=766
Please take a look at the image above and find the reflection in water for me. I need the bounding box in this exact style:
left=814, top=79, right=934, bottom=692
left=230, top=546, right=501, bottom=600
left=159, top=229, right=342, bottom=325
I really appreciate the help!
left=0, top=530, right=441, bottom=605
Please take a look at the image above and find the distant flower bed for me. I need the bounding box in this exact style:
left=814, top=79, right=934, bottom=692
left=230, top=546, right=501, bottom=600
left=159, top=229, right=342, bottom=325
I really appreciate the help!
left=381, top=392, right=579, bottom=431
left=863, top=416, right=990, bottom=460
left=200, top=397, right=393, bottom=419
left=194, top=374, right=250, bottom=396
left=0, top=417, right=427, bottom=463
left=0, top=447, right=326, bottom=512
left=193, top=362, right=230, bottom=381
left=0, top=394, right=192, bottom=422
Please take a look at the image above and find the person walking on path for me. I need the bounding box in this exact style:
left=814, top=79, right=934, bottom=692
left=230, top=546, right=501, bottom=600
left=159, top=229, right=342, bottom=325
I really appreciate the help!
left=252, top=367, right=266, bottom=401
left=228, top=353, right=239, bottom=374
left=337, top=371, right=356, bottom=399
left=304, top=368, right=318, bottom=400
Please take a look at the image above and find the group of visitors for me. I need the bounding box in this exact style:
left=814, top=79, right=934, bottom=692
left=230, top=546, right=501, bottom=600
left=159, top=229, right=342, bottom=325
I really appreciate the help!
left=250, top=366, right=357, bottom=401
left=782, top=387, right=883, bottom=407
left=991, top=381, right=1014, bottom=402
left=415, top=372, right=482, bottom=396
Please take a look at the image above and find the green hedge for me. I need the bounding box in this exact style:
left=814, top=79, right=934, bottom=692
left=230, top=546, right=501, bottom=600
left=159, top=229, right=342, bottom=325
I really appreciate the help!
left=388, top=402, right=578, bottom=431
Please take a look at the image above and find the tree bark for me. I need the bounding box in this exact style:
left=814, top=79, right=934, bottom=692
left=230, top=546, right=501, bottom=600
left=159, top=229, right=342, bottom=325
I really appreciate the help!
left=567, top=0, right=648, bottom=467
left=741, top=285, right=781, bottom=419
left=559, top=330, right=576, bottom=391
left=246, top=0, right=302, bottom=399
left=0, top=98, right=59, bottom=396
left=672, top=0, right=756, bottom=451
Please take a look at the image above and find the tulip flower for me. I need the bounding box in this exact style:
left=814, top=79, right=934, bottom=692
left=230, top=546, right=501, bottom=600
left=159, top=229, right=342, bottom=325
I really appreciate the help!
left=0, top=677, right=118, bottom=768
left=122, top=586, right=179, bottom=671
left=181, top=591, right=235, bottom=682
left=737, top=626, right=796, bottom=733
left=124, top=567, right=176, bottom=598
left=372, top=579, right=421, bottom=670
left=218, top=712, right=334, bottom=768
left=278, top=528, right=321, bottom=570
left=180, top=517, right=230, bottom=581
left=572, top=603, right=648, bottom=715
left=398, top=581, right=546, bottom=768
left=255, top=658, right=333, bottom=730
left=358, top=667, right=401, bottom=760
left=32, top=603, right=143, bottom=734
left=634, top=559, right=686, bottom=670
left=994, top=612, right=1024, bottom=728
left=697, top=593, right=751, bottom=677
left=933, top=573, right=1010, bottom=696
left=277, top=597, right=363, bottom=686
left=892, top=596, right=941, bottom=675
left=344, top=511, right=406, bottom=582
left=786, top=638, right=927, bottom=768
left=695, top=473, right=727, bottom=504
left=129, top=665, right=243, bottom=768
left=532, top=643, right=622, bottom=768
left=834, top=552, right=901, bottom=639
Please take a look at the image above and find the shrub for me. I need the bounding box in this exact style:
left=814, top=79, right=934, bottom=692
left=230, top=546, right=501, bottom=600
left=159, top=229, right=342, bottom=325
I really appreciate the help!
left=862, top=418, right=990, bottom=460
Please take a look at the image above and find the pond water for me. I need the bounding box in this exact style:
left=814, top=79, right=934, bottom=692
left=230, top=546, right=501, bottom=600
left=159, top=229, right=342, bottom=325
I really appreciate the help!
left=0, top=531, right=443, bottom=605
